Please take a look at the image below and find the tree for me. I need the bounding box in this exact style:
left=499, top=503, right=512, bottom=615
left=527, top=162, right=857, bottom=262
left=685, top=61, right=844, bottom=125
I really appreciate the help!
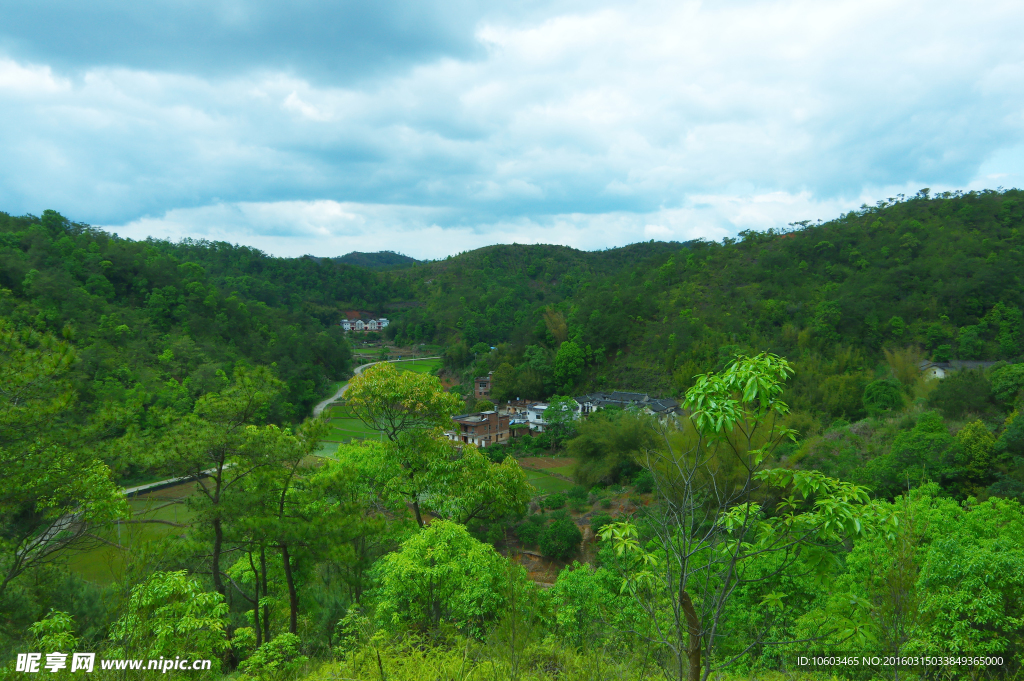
left=340, top=435, right=530, bottom=529
left=553, top=341, right=585, bottom=391
left=344, top=362, right=462, bottom=442
left=544, top=395, right=580, bottom=444
left=231, top=415, right=341, bottom=635
left=161, top=365, right=287, bottom=599
left=372, top=520, right=517, bottom=637
left=344, top=362, right=527, bottom=527
left=928, top=369, right=993, bottom=419
left=862, top=378, right=905, bottom=417
left=600, top=353, right=896, bottom=681
left=108, top=571, right=229, bottom=663
left=539, top=514, right=582, bottom=561
left=991, top=362, right=1024, bottom=407
left=0, top=321, right=127, bottom=601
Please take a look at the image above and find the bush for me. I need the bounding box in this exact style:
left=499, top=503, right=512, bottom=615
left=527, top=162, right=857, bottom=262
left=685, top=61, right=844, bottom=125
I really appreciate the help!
left=566, top=485, right=588, bottom=501
left=600, top=498, right=612, bottom=510
left=238, top=633, right=308, bottom=681
left=539, top=516, right=582, bottom=561
left=543, top=493, right=566, bottom=510
left=570, top=499, right=588, bottom=513
left=633, top=471, right=654, bottom=494
left=516, top=514, right=545, bottom=546
left=928, top=369, right=994, bottom=419
left=589, top=513, right=614, bottom=535
left=862, top=378, right=905, bottom=417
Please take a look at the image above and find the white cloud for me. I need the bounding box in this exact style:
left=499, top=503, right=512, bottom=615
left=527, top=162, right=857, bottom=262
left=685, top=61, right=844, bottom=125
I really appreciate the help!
left=2, top=0, right=1023, bottom=256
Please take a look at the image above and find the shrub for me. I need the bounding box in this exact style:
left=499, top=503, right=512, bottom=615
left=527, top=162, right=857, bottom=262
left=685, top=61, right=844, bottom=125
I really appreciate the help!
left=633, top=471, right=654, bottom=494
left=589, top=513, right=614, bottom=535
left=600, top=498, right=612, bottom=510
left=516, top=514, right=545, bottom=546
left=516, top=521, right=541, bottom=546
left=543, top=493, right=566, bottom=510
left=570, top=499, right=588, bottom=513
left=539, top=516, right=582, bottom=561
left=862, top=378, right=905, bottom=417
left=928, top=369, right=994, bottom=419
left=566, top=485, right=588, bottom=501
left=238, top=633, right=308, bottom=681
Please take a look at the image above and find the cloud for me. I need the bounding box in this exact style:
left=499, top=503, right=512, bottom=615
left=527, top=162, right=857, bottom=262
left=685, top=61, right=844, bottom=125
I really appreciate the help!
left=1, top=0, right=1023, bottom=257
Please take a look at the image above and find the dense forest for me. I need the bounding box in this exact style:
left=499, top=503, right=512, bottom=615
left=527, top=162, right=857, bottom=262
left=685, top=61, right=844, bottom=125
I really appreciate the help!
left=2, top=191, right=1023, bottom=680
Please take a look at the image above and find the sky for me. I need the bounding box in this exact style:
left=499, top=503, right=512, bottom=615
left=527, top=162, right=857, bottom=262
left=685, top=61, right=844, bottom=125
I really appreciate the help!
left=1, top=0, right=1022, bottom=259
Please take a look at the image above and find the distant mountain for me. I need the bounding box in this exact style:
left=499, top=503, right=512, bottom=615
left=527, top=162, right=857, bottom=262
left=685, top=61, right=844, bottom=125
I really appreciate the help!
left=336, top=251, right=420, bottom=270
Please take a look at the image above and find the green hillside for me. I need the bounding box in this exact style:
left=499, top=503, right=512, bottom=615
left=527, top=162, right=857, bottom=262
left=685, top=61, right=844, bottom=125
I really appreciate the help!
left=408, top=189, right=1023, bottom=419
left=3, top=192, right=1024, bottom=680
left=335, top=250, right=421, bottom=270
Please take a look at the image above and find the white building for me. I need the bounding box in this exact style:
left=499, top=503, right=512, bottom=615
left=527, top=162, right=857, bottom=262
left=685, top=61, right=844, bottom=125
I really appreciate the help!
left=340, top=318, right=390, bottom=332
left=526, top=399, right=581, bottom=431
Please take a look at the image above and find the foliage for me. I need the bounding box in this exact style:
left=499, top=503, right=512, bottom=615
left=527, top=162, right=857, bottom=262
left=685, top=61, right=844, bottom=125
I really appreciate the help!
left=569, top=409, right=655, bottom=486
left=238, top=633, right=309, bottom=681
left=107, top=571, right=229, bottom=662
left=862, top=378, right=904, bottom=416
left=372, top=520, right=518, bottom=638
left=928, top=369, right=995, bottom=419
left=539, top=515, right=582, bottom=561
left=991, top=362, right=1024, bottom=406
left=344, top=362, right=463, bottom=441
left=515, top=524, right=541, bottom=548
left=543, top=494, right=566, bottom=510
left=28, top=609, right=79, bottom=652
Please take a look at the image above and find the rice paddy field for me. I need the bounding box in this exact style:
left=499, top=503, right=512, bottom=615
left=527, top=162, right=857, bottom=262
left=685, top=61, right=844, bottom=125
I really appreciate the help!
left=66, top=481, right=197, bottom=584
left=524, top=469, right=574, bottom=494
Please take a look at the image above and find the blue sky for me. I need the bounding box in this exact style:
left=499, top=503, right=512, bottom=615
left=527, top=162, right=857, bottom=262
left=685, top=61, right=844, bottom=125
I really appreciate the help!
left=1, top=0, right=1022, bottom=258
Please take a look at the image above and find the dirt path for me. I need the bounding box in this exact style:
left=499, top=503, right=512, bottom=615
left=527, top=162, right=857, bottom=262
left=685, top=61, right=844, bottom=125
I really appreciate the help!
left=517, top=456, right=577, bottom=470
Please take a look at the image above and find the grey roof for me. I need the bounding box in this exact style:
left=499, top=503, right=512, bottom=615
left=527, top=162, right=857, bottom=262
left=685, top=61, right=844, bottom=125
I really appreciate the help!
left=918, top=360, right=998, bottom=371
left=609, top=391, right=649, bottom=403
left=645, top=398, right=680, bottom=413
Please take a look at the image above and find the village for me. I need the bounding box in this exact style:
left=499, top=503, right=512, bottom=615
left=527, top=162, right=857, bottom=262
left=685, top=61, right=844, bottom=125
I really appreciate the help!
left=444, top=370, right=682, bottom=448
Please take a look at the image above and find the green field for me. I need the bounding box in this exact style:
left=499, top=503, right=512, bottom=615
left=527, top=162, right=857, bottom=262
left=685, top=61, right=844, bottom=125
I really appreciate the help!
left=323, top=404, right=382, bottom=443
left=67, top=483, right=198, bottom=584
left=393, top=357, right=441, bottom=374
left=546, top=465, right=575, bottom=478
left=524, top=469, right=574, bottom=495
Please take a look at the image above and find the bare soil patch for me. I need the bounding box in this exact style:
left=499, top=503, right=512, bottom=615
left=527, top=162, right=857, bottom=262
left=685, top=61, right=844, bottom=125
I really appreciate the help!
left=518, top=456, right=577, bottom=470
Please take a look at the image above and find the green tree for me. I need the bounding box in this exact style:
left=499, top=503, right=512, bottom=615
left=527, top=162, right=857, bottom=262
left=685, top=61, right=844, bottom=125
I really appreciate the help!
left=161, top=365, right=287, bottom=599
left=862, top=378, right=905, bottom=417
left=108, top=571, right=229, bottom=663
left=553, top=340, right=585, bottom=391
left=344, top=362, right=463, bottom=442
left=544, top=395, right=580, bottom=443
left=344, top=363, right=526, bottom=527
left=928, top=369, right=993, bottom=419
left=955, top=420, right=996, bottom=484
left=539, top=514, right=582, bottom=561
left=372, top=520, right=517, bottom=637
left=0, top=321, right=127, bottom=600
left=601, top=353, right=896, bottom=681
left=991, top=363, right=1024, bottom=406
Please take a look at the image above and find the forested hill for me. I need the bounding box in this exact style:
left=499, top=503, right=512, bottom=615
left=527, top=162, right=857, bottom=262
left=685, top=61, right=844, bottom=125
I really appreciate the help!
left=336, top=250, right=420, bottom=269
left=4, top=188, right=1023, bottom=429
left=0, top=211, right=356, bottom=446
left=407, top=189, right=1024, bottom=419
